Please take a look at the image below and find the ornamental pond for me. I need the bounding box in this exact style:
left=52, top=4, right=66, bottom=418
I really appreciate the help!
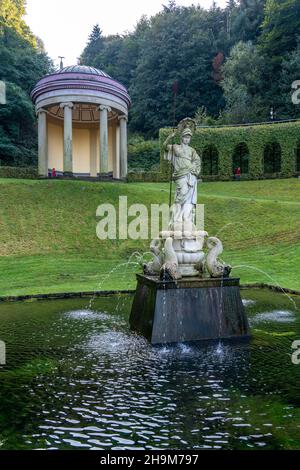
left=0, top=289, right=300, bottom=450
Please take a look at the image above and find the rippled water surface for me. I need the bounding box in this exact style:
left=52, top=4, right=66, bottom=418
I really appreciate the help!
left=0, top=289, right=300, bottom=450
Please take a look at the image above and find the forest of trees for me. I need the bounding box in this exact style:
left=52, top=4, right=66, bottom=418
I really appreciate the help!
left=1, top=0, right=300, bottom=166
left=81, top=0, right=300, bottom=137
left=0, top=0, right=52, bottom=166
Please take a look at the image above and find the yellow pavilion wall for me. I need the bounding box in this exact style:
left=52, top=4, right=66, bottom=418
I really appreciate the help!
left=47, top=120, right=116, bottom=175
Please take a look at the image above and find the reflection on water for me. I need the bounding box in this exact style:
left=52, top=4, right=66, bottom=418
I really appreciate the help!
left=65, top=310, right=110, bottom=321
left=249, top=310, right=295, bottom=325
left=0, top=289, right=300, bottom=450
left=242, top=299, right=256, bottom=307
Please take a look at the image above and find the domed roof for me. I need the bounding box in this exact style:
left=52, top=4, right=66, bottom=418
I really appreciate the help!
left=31, top=64, right=131, bottom=111
left=57, top=65, right=111, bottom=77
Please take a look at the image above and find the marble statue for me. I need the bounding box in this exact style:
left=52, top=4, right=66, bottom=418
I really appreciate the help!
left=206, top=237, right=231, bottom=278
left=163, top=119, right=201, bottom=233
left=143, top=118, right=231, bottom=280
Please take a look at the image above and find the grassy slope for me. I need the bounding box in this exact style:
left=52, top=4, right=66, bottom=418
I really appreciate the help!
left=0, top=178, right=299, bottom=296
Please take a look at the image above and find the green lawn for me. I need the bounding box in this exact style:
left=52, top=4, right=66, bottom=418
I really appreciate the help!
left=0, top=177, right=299, bottom=296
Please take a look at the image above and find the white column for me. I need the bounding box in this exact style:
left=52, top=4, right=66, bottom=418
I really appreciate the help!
left=115, top=125, right=120, bottom=179
left=119, top=115, right=128, bottom=179
left=37, top=108, right=48, bottom=177
left=99, top=105, right=111, bottom=174
left=111, top=124, right=118, bottom=179
left=90, top=128, right=98, bottom=177
left=60, top=102, right=73, bottom=175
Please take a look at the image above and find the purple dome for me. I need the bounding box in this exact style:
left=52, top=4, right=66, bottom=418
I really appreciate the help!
left=31, top=65, right=131, bottom=109
left=57, top=65, right=111, bottom=77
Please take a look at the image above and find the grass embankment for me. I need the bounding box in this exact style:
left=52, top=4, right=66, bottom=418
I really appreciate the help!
left=0, top=178, right=299, bottom=296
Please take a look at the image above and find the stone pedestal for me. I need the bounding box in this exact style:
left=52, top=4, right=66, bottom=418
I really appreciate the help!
left=172, top=234, right=206, bottom=276
left=130, top=274, right=250, bottom=345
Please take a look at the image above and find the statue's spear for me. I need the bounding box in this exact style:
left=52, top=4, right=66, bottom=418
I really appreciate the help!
left=169, top=80, right=178, bottom=208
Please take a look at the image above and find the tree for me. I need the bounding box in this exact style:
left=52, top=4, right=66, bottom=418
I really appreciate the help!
left=81, top=24, right=104, bottom=66
left=225, top=0, right=237, bottom=41
left=0, top=0, right=52, bottom=166
left=255, top=0, right=300, bottom=119
left=259, top=0, right=300, bottom=61
left=221, top=41, right=267, bottom=122
left=162, top=0, right=177, bottom=12
left=231, top=0, right=266, bottom=43
left=212, top=52, right=225, bottom=83
left=278, top=41, right=300, bottom=119
left=0, top=28, right=51, bottom=93
left=81, top=16, right=149, bottom=88
left=129, top=5, right=226, bottom=136
left=0, top=82, right=36, bottom=165
left=0, top=0, right=36, bottom=45
left=194, top=105, right=217, bottom=126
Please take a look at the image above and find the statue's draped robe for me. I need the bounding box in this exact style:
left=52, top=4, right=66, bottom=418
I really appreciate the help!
left=165, top=144, right=201, bottom=228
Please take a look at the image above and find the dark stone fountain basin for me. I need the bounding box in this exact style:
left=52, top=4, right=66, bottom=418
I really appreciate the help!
left=130, top=274, right=250, bottom=344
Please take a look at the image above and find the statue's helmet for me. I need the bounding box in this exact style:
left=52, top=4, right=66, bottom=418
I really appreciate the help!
left=177, top=117, right=196, bottom=137
left=181, top=127, right=193, bottom=138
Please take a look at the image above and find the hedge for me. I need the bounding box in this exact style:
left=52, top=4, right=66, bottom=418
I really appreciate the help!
left=128, top=137, right=160, bottom=172
left=127, top=171, right=168, bottom=183
left=157, top=120, right=300, bottom=181
left=0, top=166, right=38, bottom=179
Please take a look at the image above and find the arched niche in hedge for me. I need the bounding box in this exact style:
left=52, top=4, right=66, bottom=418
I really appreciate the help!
left=202, top=145, right=219, bottom=176
left=296, top=140, right=300, bottom=172
left=263, top=142, right=282, bottom=174
left=232, top=142, right=250, bottom=174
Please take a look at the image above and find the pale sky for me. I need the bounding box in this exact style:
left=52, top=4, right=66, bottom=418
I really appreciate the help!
left=26, top=0, right=227, bottom=68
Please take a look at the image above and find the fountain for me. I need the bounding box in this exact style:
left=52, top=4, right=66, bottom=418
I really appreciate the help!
left=130, top=118, right=250, bottom=344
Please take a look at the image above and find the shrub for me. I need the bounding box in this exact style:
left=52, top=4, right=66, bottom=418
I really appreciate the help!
left=0, top=166, right=38, bottom=179
left=128, top=135, right=160, bottom=172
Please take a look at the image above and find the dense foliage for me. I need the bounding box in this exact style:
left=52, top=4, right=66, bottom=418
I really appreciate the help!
left=2, top=0, right=300, bottom=166
left=0, top=165, right=37, bottom=178
left=128, top=135, right=160, bottom=172
left=81, top=1, right=230, bottom=136
left=81, top=0, right=300, bottom=136
left=0, top=0, right=52, bottom=166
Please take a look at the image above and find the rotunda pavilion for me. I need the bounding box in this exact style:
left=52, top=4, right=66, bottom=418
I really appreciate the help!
left=31, top=65, right=131, bottom=179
